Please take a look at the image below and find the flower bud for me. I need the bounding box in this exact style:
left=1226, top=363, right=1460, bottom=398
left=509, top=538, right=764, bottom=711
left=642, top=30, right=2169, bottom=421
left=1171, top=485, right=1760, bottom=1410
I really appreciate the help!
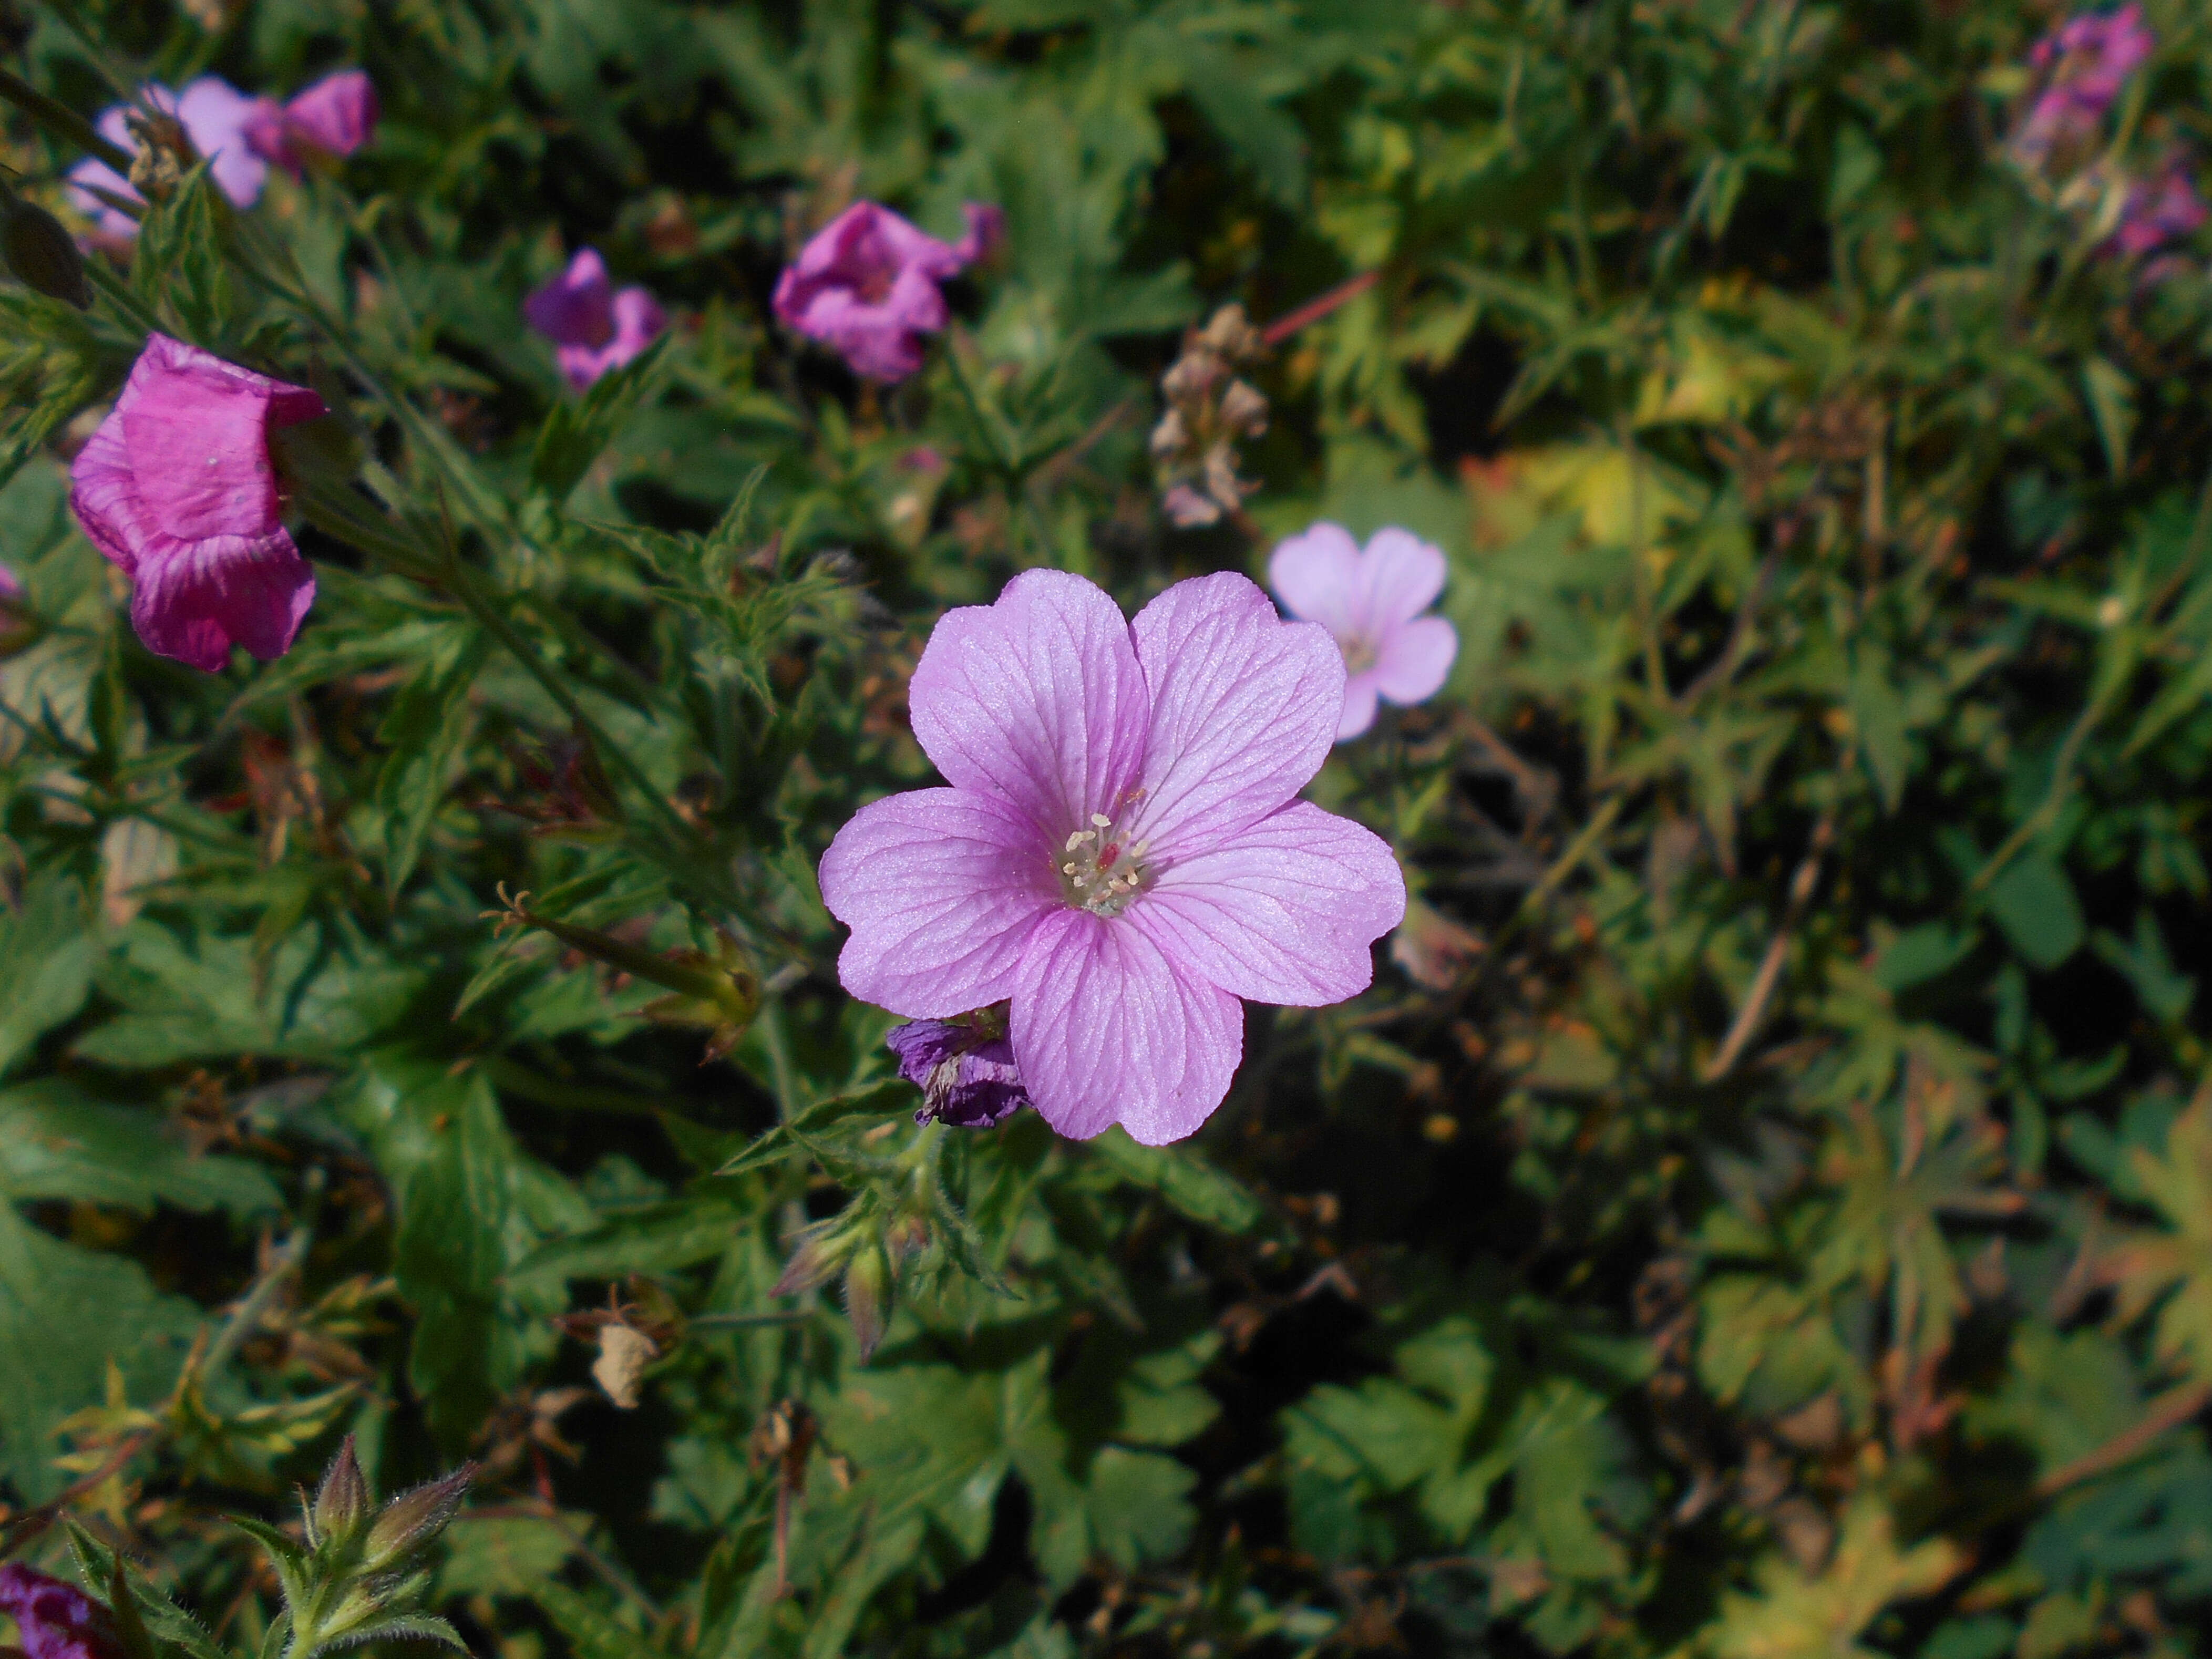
left=362, top=1462, right=474, bottom=1571
left=311, top=1433, right=371, bottom=1545
left=2, top=195, right=91, bottom=309
left=842, top=1242, right=891, bottom=1364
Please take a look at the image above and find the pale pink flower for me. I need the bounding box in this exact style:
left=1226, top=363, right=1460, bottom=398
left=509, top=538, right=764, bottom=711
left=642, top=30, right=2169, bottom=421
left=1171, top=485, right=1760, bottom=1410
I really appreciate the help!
left=1269, top=523, right=1458, bottom=741
left=69, top=334, right=326, bottom=672
left=2011, top=5, right=2154, bottom=172
left=245, top=70, right=379, bottom=176
left=523, top=249, right=666, bottom=390
left=819, top=569, right=1404, bottom=1145
left=773, top=201, right=999, bottom=383
left=67, top=78, right=270, bottom=241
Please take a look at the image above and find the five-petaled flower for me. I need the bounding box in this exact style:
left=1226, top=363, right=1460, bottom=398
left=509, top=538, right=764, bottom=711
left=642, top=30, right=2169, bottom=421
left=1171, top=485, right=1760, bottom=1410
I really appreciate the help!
left=69, top=334, right=327, bottom=673
left=244, top=70, right=379, bottom=177
left=773, top=201, right=1000, bottom=383
left=69, top=77, right=270, bottom=241
left=524, top=249, right=667, bottom=391
left=1268, top=523, right=1458, bottom=741
left=0, top=1563, right=123, bottom=1659
left=819, top=569, right=1405, bottom=1145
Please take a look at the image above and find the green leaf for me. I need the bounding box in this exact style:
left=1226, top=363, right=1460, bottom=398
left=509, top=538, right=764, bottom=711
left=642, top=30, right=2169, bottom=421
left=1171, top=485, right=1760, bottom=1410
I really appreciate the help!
left=0, top=871, right=98, bottom=1078
left=2082, top=356, right=2135, bottom=479
left=0, top=1080, right=280, bottom=1214
left=1086, top=1128, right=1262, bottom=1233
left=376, top=633, right=490, bottom=896
left=0, top=1204, right=199, bottom=1502
left=1985, top=852, right=2085, bottom=971
left=530, top=335, right=671, bottom=501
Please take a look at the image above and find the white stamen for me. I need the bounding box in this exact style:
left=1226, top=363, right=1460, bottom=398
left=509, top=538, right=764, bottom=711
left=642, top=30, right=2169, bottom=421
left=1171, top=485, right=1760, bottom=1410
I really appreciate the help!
left=1066, top=830, right=1094, bottom=850
left=1090, top=814, right=1112, bottom=827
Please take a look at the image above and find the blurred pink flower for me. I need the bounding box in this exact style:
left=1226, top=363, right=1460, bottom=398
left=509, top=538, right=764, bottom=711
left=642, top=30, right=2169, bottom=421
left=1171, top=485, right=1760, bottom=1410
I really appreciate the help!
left=2012, top=5, right=2154, bottom=171
left=245, top=70, right=379, bottom=175
left=523, top=249, right=667, bottom=390
left=69, top=334, right=326, bottom=672
left=819, top=569, right=1404, bottom=1145
left=0, top=561, right=20, bottom=604
left=68, top=78, right=269, bottom=240
left=0, top=1564, right=121, bottom=1659
left=773, top=201, right=999, bottom=383
left=2112, top=157, right=2208, bottom=254
left=1269, top=523, right=1459, bottom=741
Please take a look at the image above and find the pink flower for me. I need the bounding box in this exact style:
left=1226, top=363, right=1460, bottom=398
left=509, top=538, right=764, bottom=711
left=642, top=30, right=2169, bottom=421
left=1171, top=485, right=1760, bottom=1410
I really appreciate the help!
left=1268, top=524, right=1459, bottom=741
left=67, top=78, right=270, bottom=241
left=819, top=569, right=1405, bottom=1145
left=0, top=561, right=20, bottom=605
left=773, top=201, right=999, bottom=383
left=523, top=249, right=667, bottom=390
left=2112, top=157, right=2207, bottom=255
left=2012, top=5, right=2154, bottom=171
left=69, top=334, right=326, bottom=673
left=0, top=1564, right=122, bottom=1659
left=245, top=70, right=379, bottom=176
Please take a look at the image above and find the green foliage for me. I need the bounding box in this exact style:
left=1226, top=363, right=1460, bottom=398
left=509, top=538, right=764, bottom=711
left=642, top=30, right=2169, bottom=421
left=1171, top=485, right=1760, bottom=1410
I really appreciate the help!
left=9, top=0, right=2212, bottom=1656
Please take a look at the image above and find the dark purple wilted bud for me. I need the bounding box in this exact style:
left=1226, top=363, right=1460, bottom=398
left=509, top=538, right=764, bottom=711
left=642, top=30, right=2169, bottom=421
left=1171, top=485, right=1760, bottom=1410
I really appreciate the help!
left=0, top=1564, right=121, bottom=1659
left=886, top=1015, right=1031, bottom=1128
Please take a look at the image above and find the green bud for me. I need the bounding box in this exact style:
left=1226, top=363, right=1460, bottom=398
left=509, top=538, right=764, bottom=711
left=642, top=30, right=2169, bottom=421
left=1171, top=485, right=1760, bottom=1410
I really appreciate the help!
left=310, top=1433, right=370, bottom=1547
left=2, top=195, right=91, bottom=309
left=362, top=1462, right=474, bottom=1571
left=842, top=1241, right=891, bottom=1364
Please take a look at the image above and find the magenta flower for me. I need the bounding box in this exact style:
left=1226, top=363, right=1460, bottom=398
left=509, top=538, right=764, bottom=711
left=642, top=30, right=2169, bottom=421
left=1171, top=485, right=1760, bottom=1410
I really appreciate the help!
left=772, top=201, right=1000, bottom=383
left=0, top=561, right=20, bottom=605
left=523, top=249, right=667, bottom=391
left=245, top=70, right=379, bottom=176
left=0, top=1564, right=122, bottom=1659
left=67, top=78, right=270, bottom=241
left=887, top=1015, right=1032, bottom=1128
left=69, top=334, right=327, bottom=673
left=2112, top=157, right=2208, bottom=255
left=1268, top=524, right=1459, bottom=741
left=2012, top=5, right=2154, bottom=171
left=819, top=570, right=1405, bottom=1145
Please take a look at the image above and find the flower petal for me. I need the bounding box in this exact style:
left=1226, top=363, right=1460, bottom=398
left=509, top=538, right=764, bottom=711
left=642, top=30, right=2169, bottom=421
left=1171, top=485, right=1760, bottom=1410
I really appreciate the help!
left=1373, top=615, right=1457, bottom=705
left=909, top=569, right=1148, bottom=838
left=1267, top=521, right=1363, bottom=635
left=1129, top=801, right=1404, bottom=1007
left=525, top=250, right=614, bottom=347
left=127, top=527, right=316, bottom=671
left=176, top=77, right=269, bottom=208
left=1126, top=572, right=1342, bottom=857
left=1011, top=909, right=1243, bottom=1145
left=819, top=787, right=1056, bottom=1018
left=1359, top=528, right=1447, bottom=631
left=1337, top=673, right=1380, bottom=741
left=118, top=336, right=322, bottom=544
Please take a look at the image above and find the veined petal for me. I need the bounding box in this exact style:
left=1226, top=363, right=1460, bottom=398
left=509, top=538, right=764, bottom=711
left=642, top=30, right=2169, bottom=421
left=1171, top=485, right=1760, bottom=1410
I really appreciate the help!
left=819, top=787, right=1056, bottom=1018
left=909, top=569, right=1148, bottom=837
left=119, top=336, right=324, bottom=544
left=1359, top=528, right=1446, bottom=632
left=1267, top=521, right=1363, bottom=635
left=1130, top=801, right=1404, bottom=1007
left=1011, top=910, right=1243, bottom=1145
left=1127, top=572, right=1342, bottom=858
left=127, top=527, right=316, bottom=671
left=1373, top=615, right=1457, bottom=705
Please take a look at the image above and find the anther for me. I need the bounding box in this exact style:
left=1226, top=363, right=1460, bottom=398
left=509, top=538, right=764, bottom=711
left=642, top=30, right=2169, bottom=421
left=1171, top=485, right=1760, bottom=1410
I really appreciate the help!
left=1090, top=814, right=1112, bottom=827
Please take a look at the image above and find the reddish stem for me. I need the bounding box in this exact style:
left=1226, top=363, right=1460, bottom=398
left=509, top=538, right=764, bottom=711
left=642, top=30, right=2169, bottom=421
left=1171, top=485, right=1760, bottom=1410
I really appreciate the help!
left=1261, top=269, right=1382, bottom=346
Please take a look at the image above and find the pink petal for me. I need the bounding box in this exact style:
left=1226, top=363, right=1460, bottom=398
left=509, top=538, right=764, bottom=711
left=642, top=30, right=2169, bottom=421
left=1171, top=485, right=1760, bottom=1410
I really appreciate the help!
left=953, top=202, right=1004, bottom=265
left=127, top=528, right=316, bottom=671
left=1268, top=522, right=1363, bottom=635
left=283, top=71, right=377, bottom=157
left=818, top=787, right=1056, bottom=1018
left=175, top=77, right=269, bottom=208
left=908, top=569, right=1148, bottom=839
left=1125, top=573, right=1342, bottom=858
left=1372, top=615, right=1457, bottom=706
left=118, top=337, right=316, bottom=543
left=1359, top=528, right=1446, bottom=631
left=1129, top=801, right=1404, bottom=1006
left=1011, top=910, right=1243, bottom=1145
left=1336, top=674, right=1380, bottom=740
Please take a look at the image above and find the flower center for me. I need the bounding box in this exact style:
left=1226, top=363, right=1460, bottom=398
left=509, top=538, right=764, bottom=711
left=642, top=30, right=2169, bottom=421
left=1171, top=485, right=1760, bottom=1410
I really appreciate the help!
left=1055, top=804, right=1152, bottom=918
left=1340, top=634, right=1378, bottom=674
